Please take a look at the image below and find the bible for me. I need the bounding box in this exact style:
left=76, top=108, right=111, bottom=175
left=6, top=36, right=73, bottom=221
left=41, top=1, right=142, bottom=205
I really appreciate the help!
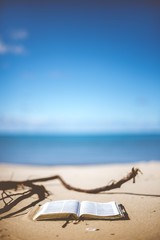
left=33, top=200, right=125, bottom=221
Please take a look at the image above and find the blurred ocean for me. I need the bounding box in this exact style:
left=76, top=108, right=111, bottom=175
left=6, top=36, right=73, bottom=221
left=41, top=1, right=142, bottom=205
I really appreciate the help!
left=0, top=134, right=160, bottom=166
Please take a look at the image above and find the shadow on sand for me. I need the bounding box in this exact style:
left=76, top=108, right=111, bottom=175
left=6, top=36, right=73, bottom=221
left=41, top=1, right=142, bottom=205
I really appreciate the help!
left=0, top=168, right=158, bottom=221
left=0, top=184, right=159, bottom=221
left=100, top=192, right=160, bottom=197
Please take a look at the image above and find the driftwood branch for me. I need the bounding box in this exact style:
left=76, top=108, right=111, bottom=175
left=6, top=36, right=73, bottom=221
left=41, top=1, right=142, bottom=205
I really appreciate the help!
left=0, top=167, right=142, bottom=219
left=0, top=167, right=141, bottom=194
left=27, top=167, right=142, bottom=193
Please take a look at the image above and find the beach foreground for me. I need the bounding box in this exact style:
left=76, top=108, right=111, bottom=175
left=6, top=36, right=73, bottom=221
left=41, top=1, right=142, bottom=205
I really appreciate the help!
left=0, top=162, right=160, bottom=240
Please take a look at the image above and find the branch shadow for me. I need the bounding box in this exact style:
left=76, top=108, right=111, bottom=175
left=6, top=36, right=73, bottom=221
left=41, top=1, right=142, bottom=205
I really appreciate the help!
left=100, top=192, right=160, bottom=197
left=0, top=184, right=49, bottom=220
left=1, top=174, right=159, bottom=222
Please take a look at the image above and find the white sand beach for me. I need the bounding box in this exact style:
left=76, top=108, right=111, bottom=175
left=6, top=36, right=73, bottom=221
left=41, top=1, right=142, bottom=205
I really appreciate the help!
left=0, top=161, right=160, bottom=240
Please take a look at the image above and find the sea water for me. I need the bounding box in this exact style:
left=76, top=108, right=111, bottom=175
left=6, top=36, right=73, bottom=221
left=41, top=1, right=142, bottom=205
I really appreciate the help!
left=0, top=134, right=160, bottom=165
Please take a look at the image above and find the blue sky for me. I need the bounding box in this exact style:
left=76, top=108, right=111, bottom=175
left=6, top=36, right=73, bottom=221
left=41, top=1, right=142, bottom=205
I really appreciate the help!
left=0, top=0, right=160, bottom=133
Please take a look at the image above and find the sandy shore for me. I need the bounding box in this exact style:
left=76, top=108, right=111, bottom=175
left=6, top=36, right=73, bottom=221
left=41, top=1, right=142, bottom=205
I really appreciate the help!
left=0, top=161, right=160, bottom=240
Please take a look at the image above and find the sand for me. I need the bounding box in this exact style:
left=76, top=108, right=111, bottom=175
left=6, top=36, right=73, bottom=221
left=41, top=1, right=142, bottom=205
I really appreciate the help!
left=0, top=161, right=160, bottom=240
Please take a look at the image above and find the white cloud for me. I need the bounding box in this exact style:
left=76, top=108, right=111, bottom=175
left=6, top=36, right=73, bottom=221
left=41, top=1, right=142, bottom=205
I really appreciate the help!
left=0, top=40, right=26, bottom=55
left=10, top=29, right=28, bottom=40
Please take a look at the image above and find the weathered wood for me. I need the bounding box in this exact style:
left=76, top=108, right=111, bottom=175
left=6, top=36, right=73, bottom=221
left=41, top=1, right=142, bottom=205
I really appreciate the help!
left=0, top=167, right=142, bottom=219
left=0, top=167, right=141, bottom=194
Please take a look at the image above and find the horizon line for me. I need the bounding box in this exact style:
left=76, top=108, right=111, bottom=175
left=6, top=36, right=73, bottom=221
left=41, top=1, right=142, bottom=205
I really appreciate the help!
left=0, top=131, right=160, bottom=136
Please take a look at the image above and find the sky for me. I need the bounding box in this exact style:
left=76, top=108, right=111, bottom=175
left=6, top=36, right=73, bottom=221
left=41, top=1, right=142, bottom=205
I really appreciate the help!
left=0, top=0, right=160, bottom=133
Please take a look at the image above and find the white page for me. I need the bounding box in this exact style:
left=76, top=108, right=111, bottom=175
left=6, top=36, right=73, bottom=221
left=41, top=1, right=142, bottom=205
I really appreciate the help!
left=34, top=200, right=79, bottom=219
left=80, top=201, right=120, bottom=217
left=79, top=201, right=97, bottom=216
left=60, top=200, right=80, bottom=214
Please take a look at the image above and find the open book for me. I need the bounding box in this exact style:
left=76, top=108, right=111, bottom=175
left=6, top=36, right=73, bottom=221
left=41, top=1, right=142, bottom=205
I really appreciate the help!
left=33, top=200, right=125, bottom=221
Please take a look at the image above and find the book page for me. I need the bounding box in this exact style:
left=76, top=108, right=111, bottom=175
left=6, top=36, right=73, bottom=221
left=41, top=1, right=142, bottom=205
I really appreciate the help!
left=79, top=201, right=97, bottom=216
left=79, top=201, right=121, bottom=218
left=33, top=200, right=79, bottom=220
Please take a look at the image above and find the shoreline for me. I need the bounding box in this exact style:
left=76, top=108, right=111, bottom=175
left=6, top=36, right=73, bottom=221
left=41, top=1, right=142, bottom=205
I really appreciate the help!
left=0, top=162, right=160, bottom=240
left=0, top=159, right=160, bottom=167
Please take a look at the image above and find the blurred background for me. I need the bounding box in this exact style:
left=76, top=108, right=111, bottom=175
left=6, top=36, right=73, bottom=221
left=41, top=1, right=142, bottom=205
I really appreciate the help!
left=0, top=0, right=160, bottom=165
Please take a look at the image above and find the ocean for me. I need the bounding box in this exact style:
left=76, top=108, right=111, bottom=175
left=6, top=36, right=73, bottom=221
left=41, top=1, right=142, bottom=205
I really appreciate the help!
left=0, top=134, right=160, bottom=165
